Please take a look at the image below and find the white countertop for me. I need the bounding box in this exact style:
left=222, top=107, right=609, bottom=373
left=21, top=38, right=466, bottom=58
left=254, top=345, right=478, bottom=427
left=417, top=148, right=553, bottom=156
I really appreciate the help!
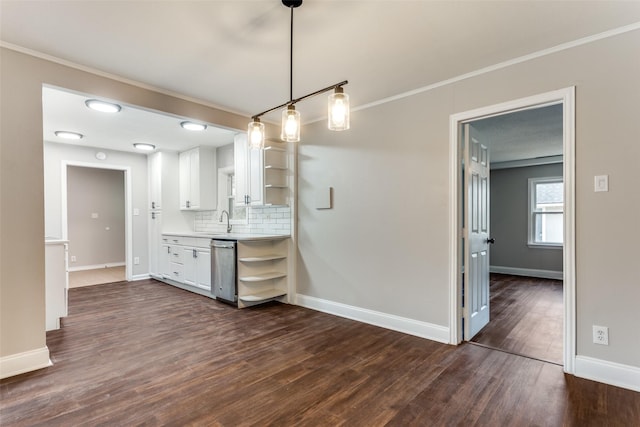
left=162, top=232, right=289, bottom=241
left=45, top=237, right=69, bottom=245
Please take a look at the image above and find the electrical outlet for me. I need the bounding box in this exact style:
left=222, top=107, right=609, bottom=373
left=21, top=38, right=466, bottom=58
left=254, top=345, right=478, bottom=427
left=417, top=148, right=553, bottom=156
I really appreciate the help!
left=593, top=325, right=609, bottom=345
left=134, top=257, right=140, bottom=265
left=71, top=255, right=77, bottom=262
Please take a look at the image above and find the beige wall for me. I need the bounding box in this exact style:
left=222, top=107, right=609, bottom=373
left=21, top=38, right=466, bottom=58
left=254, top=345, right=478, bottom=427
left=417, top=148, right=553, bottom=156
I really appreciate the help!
left=2, top=27, right=639, bottom=376
left=298, top=29, right=640, bottom=367
left=44, top=141, right=153, bottom=276
left=0, top=47, right=248, bottom=361
left=67, top=166, right=125, bottom=268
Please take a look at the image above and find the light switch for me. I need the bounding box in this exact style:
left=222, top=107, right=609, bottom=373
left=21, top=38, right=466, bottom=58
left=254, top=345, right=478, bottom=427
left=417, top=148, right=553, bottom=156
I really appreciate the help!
left=133, top=208, right=140, bottom=216
left=91, top=213, right=99, bottom=219
left=316, top=187, right=332, bottom=209
left=594, top=175, right=608, bottom=192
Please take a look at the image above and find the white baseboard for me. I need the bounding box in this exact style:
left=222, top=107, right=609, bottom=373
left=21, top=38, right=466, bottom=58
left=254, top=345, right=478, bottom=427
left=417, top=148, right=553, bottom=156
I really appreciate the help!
left=69, top=262, right=125, bottom=272
left=296, top=294, right=450, bottom=344
left=0, top=346, right=51, bottom=380
left=131, top=273, right=151, bottom=281
left=575, top=356, right=640, bottom=392
left=490, top=265, right=563, bottom=280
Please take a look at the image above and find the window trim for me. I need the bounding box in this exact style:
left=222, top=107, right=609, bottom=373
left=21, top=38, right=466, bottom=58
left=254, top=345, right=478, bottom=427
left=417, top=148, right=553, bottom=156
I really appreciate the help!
left=217, top=166, right=248, bottom=225
left=528, top=176, right=564, bottom=249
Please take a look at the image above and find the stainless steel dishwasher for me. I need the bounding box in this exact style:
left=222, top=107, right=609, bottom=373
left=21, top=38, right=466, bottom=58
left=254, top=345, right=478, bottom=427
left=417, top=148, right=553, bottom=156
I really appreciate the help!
left=211, top=240, right=237, bottom=304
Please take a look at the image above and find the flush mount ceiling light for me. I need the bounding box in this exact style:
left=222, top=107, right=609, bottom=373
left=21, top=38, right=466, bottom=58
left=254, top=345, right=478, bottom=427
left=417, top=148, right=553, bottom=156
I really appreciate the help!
left=180, top=121, right=207, bottom=131
left=85, top=99, right=122, bottom=113
left=248, top=0, right=350, bottom=148
left=133, top=143, right=156, bottom=151
left=54, top=130, right=83, bottom=140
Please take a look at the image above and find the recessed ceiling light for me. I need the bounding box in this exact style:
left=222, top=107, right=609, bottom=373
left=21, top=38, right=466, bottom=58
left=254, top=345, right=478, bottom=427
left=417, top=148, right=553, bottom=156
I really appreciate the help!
left=55, top=131, right=83, bottom=140
left=133, top=143, right=156, bottom=151
left=180, top=121, right=207, bottom=131
left=85, top=99, right=122, bottom=113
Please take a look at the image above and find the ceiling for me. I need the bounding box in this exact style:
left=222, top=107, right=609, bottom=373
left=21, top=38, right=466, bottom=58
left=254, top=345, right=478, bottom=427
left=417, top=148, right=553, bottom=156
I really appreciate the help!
left=471, top=104, right=563, bottom=164
left=42, top=86, right=238, bottom=153
left=3, top=1, right=640, bottom=156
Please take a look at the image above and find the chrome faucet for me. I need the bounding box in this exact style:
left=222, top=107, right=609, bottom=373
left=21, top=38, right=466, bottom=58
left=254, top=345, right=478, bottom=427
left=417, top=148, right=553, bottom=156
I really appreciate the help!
left=220, top=210, right=232, bottom=233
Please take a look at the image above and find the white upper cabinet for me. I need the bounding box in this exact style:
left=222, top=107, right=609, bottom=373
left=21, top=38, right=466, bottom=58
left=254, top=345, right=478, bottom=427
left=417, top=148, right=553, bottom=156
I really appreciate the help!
left=179, top=146, right=216, bottom=210
left=148, top=151, right=163, bottom=210
left=234, top=133, right=263, bottom=206
left=234, top=134, right=288, bottom=206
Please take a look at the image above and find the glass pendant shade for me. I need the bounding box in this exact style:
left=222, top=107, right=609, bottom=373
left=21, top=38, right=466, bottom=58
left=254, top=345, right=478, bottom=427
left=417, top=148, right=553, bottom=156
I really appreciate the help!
left=248, top=119, right=265, bottom=150
left=328, top=87, right=350, bottom=131
left=281, top=105, right=300, bottom=142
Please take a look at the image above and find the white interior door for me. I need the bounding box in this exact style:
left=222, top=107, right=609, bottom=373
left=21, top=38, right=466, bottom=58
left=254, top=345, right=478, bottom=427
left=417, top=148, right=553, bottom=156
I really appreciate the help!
left=463, top=123, right=491, bottom=339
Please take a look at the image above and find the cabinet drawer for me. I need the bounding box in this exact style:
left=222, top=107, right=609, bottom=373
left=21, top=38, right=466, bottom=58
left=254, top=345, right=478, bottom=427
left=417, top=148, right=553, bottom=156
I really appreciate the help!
left=165, top=235, right=187, bottom=246
left=169, top=248, right=183, bottom=262
left=192, top=237, right=211, bottom=248
left=169, top=262, right=183, bottom=282
left=162, top=235, right=201, bottom=247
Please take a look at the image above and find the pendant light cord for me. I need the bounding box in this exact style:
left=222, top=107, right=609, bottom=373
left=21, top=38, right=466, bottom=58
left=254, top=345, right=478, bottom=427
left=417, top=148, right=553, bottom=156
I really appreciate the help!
left=249, top=0, right=348, bottom=121
left=289, top=5, right=294, bottom=103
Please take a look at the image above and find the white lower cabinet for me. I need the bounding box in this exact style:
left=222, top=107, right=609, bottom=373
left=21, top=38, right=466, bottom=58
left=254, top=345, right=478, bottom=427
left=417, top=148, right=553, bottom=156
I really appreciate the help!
left=183, top=247, right=211, bottom=291
left=160, top=243, right=172, bottom=279
left=160, top=235, right=211, bottom=293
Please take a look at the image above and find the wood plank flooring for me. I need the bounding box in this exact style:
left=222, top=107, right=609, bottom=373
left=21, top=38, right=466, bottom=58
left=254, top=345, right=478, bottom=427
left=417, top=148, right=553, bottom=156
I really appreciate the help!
left=2, top=279, right=638, bottom=426
left=471, top=274, right=563, bottom=364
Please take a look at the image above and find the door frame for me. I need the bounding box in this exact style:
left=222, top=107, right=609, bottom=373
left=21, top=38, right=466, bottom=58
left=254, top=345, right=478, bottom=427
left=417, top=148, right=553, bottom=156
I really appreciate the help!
left=61, top=161, right=133, bottom=282
left=448, top=87, right=576, bottom=374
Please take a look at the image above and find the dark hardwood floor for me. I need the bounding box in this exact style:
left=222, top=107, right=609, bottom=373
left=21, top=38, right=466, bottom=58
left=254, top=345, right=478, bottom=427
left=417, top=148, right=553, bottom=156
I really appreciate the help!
left=1, top=279, right=638, bottom=426
left=471, top=274, right=563, bottom=364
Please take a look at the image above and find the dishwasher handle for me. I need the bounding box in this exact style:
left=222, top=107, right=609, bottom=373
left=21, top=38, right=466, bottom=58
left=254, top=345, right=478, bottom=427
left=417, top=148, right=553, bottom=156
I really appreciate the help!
left=212, top=241, right=235, bottom=249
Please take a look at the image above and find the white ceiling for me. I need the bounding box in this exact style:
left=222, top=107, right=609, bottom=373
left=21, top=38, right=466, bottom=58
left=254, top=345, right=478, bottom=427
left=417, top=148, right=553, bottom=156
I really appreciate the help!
left=3, top=1, right=640, bottom=156
left=42, top=86, right=238, bottom=153
left=471, top=104, right=563, bottom=164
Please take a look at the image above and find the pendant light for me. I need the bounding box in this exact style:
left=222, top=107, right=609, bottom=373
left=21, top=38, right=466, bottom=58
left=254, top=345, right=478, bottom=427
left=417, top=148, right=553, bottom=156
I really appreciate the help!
left=249, top=0, right=350, bottom=145
left=281, top=104, right=300, bottom=142
left=248, top=118, right=265, bottom=150
left=328, top=86, right=350, bottom=131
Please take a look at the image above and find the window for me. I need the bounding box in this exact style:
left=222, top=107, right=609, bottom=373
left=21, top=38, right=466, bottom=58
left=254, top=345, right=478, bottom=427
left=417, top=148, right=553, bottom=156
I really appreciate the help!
left=528, top=177, right=563, bottom=247
left=218, top=167, right=247, bottom=224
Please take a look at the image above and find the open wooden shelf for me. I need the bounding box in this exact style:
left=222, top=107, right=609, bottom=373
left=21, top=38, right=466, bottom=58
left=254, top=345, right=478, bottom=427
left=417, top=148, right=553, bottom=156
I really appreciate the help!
left=239, top=272, right=287, bottom=282
left=239, top=254, right=287, bottom=263
left=239, top=289, right=287, bottom=302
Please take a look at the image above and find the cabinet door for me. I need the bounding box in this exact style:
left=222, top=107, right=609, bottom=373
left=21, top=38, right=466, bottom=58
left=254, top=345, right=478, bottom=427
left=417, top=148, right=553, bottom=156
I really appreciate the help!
left=149, top=151, right=162, bottom=209
left=234, top=134, right=248, bottom=206
left=196, top=248, right=211, bottom=290
left=189, top=148, right=200, bottom=208
left=179, top=150, right=191, bottom=209
left=160, top=244, right=172, bottom=279
left=247, top=146, right=264, bottom=205
left=149, top=211, right=162, bottom=276
left=182, top=247, right=197, bottom=286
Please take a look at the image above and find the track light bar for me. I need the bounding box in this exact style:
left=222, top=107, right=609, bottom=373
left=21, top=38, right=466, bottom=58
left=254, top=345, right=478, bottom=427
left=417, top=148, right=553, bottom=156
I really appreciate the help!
left=251, top=80, right=348, bottom=121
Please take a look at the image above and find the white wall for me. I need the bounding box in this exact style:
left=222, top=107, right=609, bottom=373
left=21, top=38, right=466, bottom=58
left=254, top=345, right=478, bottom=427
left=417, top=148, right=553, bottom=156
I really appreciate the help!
left=297, top=29, right=640, bottom=368
left=44, top=142, right=148, bottom=275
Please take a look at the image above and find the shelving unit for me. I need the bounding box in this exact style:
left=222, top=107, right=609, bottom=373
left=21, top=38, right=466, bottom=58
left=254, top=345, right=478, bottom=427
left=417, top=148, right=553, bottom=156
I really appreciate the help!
left=263, top=142, right=289, bottom=206
left=237, top=238, right=288, bottom=308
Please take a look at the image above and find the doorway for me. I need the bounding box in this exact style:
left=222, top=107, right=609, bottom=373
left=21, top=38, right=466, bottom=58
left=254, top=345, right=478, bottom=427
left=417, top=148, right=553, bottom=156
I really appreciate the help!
left=448, top=87, right=576, bottom=373
left=66, top=165, right=127, bottom=287
left=62, top=161, right=133, bottom=284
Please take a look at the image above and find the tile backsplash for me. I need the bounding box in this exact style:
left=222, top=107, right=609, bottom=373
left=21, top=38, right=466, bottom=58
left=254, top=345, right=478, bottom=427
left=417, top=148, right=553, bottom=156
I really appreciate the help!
left=194, top=206, right=291, bottom=235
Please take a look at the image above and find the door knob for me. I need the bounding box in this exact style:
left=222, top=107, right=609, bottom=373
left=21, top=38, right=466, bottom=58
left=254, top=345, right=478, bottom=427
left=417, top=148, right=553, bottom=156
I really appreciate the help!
left=486, top=238, right=495, bottom=244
